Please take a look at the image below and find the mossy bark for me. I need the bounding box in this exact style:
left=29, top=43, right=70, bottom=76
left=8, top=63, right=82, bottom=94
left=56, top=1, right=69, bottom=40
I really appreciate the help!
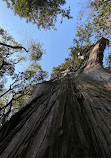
left=0, top=37, right=111, bottom=158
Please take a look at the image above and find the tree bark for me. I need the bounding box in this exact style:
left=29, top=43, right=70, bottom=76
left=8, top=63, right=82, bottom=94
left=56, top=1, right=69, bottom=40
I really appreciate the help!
left=0, top=37, right=111, bottom=158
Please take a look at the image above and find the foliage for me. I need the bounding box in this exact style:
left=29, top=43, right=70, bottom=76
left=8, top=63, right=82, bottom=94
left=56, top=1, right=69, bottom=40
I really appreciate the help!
left=51, top=19, right=94, bottom=79
left=1, top=0, right=111, bottom=126
left=51, top=0, right=111, bottom=78
left=0, top=28, right=48, bottom=126
left=3, top=0, right=72, bottom=30
left=51, top=57, right=73, bottom=79
left=89, top=0, right=111, bottom=68
left=0, top=28, right=23, bottom=89
left=70, top=18, right=93, bottom=67
left=90, top=0, right=111, bottom=39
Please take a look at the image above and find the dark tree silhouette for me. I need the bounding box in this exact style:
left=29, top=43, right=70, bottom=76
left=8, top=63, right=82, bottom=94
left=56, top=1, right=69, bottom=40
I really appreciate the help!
left=0, top=37, right=111, bottom=158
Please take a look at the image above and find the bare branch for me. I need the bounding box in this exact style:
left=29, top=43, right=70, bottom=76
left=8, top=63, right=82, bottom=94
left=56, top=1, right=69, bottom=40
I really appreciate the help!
left=0, top=42, right=28, bottom=52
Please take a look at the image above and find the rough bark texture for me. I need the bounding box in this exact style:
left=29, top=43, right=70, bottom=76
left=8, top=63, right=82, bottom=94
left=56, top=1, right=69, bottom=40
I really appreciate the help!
left=0, top=37, right=111, bottom=158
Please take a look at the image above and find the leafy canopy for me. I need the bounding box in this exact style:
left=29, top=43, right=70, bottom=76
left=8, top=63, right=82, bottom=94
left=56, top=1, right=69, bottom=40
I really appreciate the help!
left=3, top=0, right=72, bottom=29
left=90, top=0, right=111, bottom=38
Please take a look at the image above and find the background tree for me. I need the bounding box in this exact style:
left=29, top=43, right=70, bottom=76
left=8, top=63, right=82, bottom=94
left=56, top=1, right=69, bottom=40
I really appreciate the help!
left=3, top=0, right=72, bottom=29
left=51, top=0, right=111, bottom=78
left=0, top=28, right=22, bottom=89
left=89, top=0, right=111, bottom=70
left=90, top=0, right=111, bottom=38
left=51, top=18, right=94, bottom=78
left=0, top=28, right=47, bottom=126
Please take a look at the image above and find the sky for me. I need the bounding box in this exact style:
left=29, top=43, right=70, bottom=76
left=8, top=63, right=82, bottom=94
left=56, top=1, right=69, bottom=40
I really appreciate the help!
left=0, top=0, right=90, bottom=80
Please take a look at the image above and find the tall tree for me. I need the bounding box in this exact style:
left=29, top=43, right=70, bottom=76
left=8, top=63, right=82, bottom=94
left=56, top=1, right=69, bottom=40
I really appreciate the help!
left=0, top=37, right=111, bottom=157
left=0, top=1, right=111, bottom=157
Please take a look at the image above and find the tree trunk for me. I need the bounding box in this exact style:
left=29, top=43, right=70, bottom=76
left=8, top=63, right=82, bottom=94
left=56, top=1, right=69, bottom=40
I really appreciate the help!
left=0, top=37, right=111, bottom=158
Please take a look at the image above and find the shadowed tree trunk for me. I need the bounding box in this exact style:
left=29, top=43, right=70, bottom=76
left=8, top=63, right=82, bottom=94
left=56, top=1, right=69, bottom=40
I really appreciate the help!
left=0, top=37, right=111, bottom=158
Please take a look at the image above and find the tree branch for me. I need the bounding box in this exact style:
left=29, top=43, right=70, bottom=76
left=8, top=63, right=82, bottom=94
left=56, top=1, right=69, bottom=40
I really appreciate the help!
left=0, top=88, right=11, bottom=98
left=85, top=37, right=109, bottom=69
left=0, top=93, right=24, bottom=112
left=0, top=42, right=28, bottom=52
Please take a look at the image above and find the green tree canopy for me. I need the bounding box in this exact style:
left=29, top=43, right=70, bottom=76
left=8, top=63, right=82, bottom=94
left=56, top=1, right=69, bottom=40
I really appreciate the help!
left=3, top=0, right=72, bottom=29
left=90, top=0, right=111, bottom=38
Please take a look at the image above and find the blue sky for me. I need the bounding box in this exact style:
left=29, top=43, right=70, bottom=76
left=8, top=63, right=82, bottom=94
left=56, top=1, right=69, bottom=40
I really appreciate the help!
left=0, top=0, right=89, bottom=80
